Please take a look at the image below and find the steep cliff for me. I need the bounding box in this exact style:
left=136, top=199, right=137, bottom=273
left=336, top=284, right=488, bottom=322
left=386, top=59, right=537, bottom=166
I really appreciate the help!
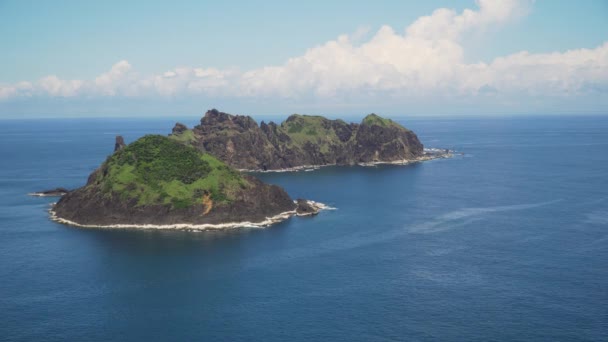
left=172, top=109, right=424, bottom=170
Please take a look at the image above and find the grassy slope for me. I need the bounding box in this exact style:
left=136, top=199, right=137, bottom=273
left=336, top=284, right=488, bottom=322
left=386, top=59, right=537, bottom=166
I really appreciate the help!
left=362, top=113, right=404, bottom=129
left=169, top=129, right=196, bottom=144
left=169, top=113, right=410, bottom=158
left=279, top=115, right=347, bottom=153
left=93, top=135, right=249, bottom=208
left=277, top=114, right=408, bottom=152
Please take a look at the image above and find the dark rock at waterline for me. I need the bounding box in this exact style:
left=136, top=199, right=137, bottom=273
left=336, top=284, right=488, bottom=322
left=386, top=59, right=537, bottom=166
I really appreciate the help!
left=54, top=174, right=297, bottom=226
left=295, top=199, right=320, bottom=216
left=29, top=187, right=70, bottom=197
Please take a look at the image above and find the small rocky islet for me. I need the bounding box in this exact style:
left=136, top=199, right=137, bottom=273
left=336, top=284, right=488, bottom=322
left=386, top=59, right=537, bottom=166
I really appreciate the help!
left=46, top=110, right=451, bottom=229
left=28, top=188, right=70, bottom=197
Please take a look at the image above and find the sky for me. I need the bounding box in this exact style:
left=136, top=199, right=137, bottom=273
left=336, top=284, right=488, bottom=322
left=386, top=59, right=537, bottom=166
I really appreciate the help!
left=0, top=0, right=607, bottom=118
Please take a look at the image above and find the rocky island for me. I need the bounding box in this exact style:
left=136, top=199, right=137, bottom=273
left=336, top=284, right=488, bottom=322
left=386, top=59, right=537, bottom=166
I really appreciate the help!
left=171, top=109, right=450, bottom=171
left=48, top=109, right=450, bottom=229
left=52, top=135, right=326, bottom=229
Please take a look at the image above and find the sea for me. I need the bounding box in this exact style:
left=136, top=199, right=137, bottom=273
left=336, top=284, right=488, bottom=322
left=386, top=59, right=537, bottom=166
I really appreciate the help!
left=0, top=115, right=606, bottom=341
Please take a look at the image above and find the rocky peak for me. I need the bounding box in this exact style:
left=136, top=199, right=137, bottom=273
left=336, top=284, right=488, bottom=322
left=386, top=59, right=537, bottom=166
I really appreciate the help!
left=261, top=121, right=279, bottom=131
left=260, top=120, right=270, bottom=133
left=114, top=136, right=126, bottom=152
left=199, top=109, right=258, bottom=132
left=200, top=109, right=227, bottom=124
left=285, top=114, right=302, bottom=123
left=331, top=120, right=355, bottom=142
left=362, top=113, right=393, bottom=127
left=185, top=109, right=424, bottom=170
left=172, top=122, right=188, bottom=135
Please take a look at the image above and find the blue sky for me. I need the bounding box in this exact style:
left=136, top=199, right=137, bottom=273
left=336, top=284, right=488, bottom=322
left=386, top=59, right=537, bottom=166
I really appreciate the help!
left=1, top=0, right=607, bottom=118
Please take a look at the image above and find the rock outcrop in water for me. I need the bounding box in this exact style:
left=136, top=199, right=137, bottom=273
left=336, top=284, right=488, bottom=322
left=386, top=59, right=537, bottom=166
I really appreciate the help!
left=29, top=188, right=70, bottom=197
left=53, top=135, right=320, bottom=228
left=171, top=109, right=425, bottom=171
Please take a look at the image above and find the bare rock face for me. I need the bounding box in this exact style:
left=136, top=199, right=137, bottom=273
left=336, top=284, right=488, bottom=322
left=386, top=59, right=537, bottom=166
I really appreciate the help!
left=171, top=109, right=424, bottom=171
left=354, top=116, right=424, bottom=163
left=114, top=136, right=126, bottom=152
left=172, top=122, right=188, bottom=135
left=191, top=109, right=279, bottom=170
left=54, top=174, right=297, bottom=226
left=295, top=199, right=320, bottom=216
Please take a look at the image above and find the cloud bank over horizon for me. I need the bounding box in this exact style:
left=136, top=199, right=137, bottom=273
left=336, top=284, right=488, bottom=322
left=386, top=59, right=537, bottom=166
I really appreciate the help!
left=1, top=0, right=607, bottom=115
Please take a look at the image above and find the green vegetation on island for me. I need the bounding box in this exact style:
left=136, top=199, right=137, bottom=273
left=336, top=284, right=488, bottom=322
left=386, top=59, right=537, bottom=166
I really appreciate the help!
left=169, top=109, right=425, bottom=171
left=52, top=126, right=322, bottom=228
left=278, top=114, right=347, bottom=153
left=91, top=135, right=249, bottom=208
left=168, top=128, right=196, bottom=144
left=362, top=113, right=403, bottom=129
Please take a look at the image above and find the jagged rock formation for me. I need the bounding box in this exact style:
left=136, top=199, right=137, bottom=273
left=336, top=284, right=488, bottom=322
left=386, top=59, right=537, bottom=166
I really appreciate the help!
left=171, top=109, right=424, bottom=171
left=114, top=136, right=126, bottom=152
left=172, top=123, right=188, bottom=135
left=53, top=135, right=318, bottom=227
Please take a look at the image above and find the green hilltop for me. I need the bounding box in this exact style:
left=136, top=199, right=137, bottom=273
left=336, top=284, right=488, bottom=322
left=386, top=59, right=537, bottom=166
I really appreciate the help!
left=273, top=113, right=408, bottom=152
left=278, top=114, right=348, bottom=153
left=89, top=135, right=249, bottom=209
left=362, top=113, right=402, bottom=128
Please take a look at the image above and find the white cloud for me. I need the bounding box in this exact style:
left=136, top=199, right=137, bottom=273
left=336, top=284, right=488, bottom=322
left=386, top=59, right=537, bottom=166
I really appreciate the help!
left=0, top=81, right=33, bottom=100
left=406, top=0, right=530, bottom=41
left=1, top=0, right=607, bottom=109
left=38, top=76, right=83, bottom=97
left=460, top=42, right=608, bottom=96
left=162, top=71, right=177, bottom=78
left=235, top=0, right=606, bottom=100
left=94, top=60, right=132, bottom=96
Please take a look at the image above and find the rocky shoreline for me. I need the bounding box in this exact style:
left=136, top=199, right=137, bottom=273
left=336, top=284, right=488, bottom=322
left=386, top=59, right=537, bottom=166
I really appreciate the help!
left=239, top=149, right=453, bottom=172
left=47, top=135, right=333, bottom=230
left=357, top=148, right=454, bottom=167
left=49, top=200, right=335, bottom=230
left=32, top=110, right=454, bottom=231
left=28, top=188, right=70, bottom=197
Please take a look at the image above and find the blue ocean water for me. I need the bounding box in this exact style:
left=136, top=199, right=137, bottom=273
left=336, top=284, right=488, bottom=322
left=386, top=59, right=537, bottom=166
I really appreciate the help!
left=0, top=115, right=607, bottom=341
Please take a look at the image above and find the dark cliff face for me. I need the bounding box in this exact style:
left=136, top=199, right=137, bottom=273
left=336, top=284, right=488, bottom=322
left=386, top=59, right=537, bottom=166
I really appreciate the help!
left=192, top=109, right=278, bottom=170
left=354, top=117, right=424, bottom=162
left=172, top=122, right=188, bottom=135
left=174, top=109, right=424, bottom=170
left=114, top=136, right=126, bottom=152
left=54, top=175, right=296, bottom=226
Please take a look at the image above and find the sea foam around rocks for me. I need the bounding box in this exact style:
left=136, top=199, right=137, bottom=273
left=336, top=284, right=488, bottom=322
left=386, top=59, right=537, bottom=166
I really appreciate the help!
left=239, top=149, right=453, bottom=173
left=49, top=200, right=335, bottom=231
